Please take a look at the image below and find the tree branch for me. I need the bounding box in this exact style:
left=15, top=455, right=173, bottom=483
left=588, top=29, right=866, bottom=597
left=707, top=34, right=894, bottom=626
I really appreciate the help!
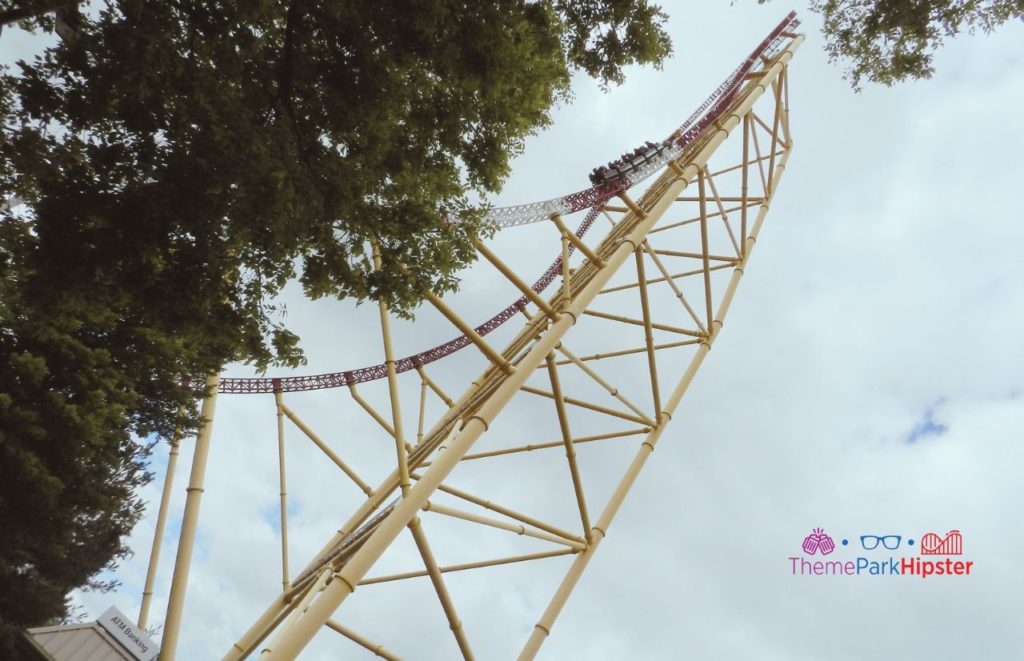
left=277, top=0, right=314, bottom=171
left=0, top=0, right=79, bottom=29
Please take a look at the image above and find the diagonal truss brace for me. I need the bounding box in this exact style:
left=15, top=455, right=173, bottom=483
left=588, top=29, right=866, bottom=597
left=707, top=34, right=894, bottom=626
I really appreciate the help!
left=212, top=34, right=803, bottom=661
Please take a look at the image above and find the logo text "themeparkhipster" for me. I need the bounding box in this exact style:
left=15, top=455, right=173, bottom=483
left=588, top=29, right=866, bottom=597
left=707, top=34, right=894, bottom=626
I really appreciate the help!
left=788, top=528, right=972, bottom=579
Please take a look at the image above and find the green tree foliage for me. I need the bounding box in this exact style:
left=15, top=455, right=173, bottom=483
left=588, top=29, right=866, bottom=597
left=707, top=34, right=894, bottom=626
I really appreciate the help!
left=0, top=0, right=672, bottom=642
left=799, top=0, right=1024, bottom=88
left=0, top=264, right=151, bottom=648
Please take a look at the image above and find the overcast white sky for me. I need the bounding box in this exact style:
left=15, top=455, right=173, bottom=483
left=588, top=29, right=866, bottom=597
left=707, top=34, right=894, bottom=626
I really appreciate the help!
left=5, top=2, right=1022, bottom=659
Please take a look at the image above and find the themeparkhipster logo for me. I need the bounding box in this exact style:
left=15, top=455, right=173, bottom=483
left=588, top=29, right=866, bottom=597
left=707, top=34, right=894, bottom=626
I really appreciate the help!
left=789, top=528, right=973, bottom=578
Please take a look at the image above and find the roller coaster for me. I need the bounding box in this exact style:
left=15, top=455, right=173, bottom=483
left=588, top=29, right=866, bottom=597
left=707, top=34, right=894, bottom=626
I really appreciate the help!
left=136, top=12, right=805, bottom=660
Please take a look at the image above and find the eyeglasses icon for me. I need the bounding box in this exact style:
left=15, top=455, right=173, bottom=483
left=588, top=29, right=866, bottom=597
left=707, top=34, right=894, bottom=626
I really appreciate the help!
left=860, top=535, right=902, bottom=550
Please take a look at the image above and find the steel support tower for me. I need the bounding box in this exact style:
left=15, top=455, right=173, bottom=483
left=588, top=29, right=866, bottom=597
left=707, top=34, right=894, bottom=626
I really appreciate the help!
left=140, top=14, right=803, bottom=660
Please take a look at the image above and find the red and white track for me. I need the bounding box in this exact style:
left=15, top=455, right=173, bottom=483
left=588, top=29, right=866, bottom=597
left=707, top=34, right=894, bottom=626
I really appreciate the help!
left=218, top=11, right=801, bottom=394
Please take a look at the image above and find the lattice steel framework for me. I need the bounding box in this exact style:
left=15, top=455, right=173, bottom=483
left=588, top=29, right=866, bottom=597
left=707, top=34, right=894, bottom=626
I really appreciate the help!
left=140, top=15, right=804, bottom=660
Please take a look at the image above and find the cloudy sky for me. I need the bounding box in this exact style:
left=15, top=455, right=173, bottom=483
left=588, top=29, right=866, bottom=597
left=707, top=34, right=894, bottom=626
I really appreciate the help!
left=5, top=2, right=1021, bottom=659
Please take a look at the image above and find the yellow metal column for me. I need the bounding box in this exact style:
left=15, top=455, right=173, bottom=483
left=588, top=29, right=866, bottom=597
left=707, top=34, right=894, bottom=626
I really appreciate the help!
left=161, top=374, right=219, bottom=660
left=138, top=409, right=184, bottom=629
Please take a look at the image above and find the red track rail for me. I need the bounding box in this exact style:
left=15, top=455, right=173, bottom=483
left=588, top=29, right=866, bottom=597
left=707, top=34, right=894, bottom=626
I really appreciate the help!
left=219, top=12, right=799, bottom=395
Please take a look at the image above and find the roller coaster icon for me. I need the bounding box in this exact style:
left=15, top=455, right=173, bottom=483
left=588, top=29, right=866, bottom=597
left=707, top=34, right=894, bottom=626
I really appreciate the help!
left=920, top=530, right=963, bottom=555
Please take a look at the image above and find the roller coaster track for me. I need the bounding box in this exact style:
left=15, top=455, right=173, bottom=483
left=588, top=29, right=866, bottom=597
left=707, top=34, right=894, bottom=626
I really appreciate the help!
left=217, top=11, right=801, bottom=395
left=147, top=13, right=805, bottom=660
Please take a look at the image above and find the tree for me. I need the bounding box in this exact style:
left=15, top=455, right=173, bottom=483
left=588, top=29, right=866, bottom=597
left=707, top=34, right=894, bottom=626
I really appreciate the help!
left=0, top=0, right=673, bottom=644
left=0, top=264, right=151, bottom=648
left=797, top=0, right=1024, bottom=88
